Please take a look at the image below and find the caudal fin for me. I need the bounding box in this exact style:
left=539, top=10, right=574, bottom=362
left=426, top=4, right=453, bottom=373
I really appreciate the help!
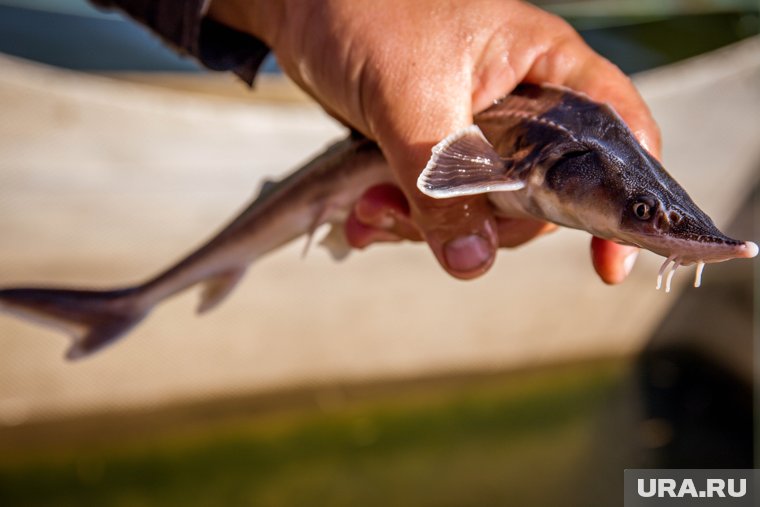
left=0, top=286, right=149, bottom=360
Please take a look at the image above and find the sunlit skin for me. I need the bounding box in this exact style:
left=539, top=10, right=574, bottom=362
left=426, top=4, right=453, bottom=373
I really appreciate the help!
left=209, top=0, right=661, bottom=283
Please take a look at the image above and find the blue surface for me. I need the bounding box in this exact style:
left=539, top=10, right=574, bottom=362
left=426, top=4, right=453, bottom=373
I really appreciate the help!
left=0, top=4, right=754, bottom=75
left=0, top=5, right=206, bottom=72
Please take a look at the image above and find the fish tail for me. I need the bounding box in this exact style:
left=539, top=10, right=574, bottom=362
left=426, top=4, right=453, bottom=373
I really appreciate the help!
left=0, top=285, right=150, bottom=360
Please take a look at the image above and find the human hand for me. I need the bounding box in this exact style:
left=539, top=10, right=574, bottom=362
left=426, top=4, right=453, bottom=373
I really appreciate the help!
left=209, top=0, right=660, bottom=282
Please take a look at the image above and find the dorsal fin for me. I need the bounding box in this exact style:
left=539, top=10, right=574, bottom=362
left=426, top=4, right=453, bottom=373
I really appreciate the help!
left=256, top=178, right=279, bottom=200
left=417, top=125, right=524, bottom=199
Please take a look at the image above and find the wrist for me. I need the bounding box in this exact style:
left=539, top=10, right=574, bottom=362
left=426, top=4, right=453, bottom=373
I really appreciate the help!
left=207, top=0, right=285, bottom=47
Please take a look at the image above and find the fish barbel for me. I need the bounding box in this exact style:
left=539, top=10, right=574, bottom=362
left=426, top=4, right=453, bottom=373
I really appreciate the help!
left=0, top=84, right=756, bottom=359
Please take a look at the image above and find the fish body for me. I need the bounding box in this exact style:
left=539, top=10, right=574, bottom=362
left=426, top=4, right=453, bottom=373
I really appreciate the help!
left=0, top=84, right=756, bottom=359
left=0, top=136, right=390, bottom=359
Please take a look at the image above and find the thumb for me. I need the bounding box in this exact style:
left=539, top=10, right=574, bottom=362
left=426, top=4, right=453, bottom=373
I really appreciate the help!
left=379, top=126, right=499, bottom=280
left=363, top=58, right=501, bottom=279
left=414, top=187, right=499, bottom=280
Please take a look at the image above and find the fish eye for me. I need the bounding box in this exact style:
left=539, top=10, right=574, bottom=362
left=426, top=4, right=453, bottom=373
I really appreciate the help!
left=632, top=201, right=653, bottom=220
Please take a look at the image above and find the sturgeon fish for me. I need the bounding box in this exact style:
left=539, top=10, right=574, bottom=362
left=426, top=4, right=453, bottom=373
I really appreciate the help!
left=0, top=84, right=756, bottom=359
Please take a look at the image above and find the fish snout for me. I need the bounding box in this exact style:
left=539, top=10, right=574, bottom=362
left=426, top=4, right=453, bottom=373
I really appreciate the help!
left=668, top=233, right=757, bottom=264
left=654, top=205, right=749, bottom=261
left=627, top=204, right=756, bottom=264
left=734, top=240, right=759, bottom=259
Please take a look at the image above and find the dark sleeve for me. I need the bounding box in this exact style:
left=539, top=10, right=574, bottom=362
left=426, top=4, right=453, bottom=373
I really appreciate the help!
left=90, top=0, right=270, bottom=86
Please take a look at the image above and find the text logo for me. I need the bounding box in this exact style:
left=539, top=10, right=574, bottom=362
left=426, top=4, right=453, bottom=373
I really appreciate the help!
left=637, top=478, right=746, bottom=499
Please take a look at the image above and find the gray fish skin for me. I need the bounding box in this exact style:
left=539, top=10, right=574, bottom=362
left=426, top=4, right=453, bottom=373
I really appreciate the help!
left=483, top=85, right=756, bottom=264
left=419, top=84, right=758, bottom=277
left=1, top=84, right=756, bottom=358
left=0, top=136, right=390, bottom=359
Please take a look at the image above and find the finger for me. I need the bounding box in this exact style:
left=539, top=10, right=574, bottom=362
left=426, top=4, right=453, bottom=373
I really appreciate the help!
left=372, top=102, right=501, bottom=279
left=419, top=196, right=499, bottom=279
left=349, top=186, right=559, bottom=252
left=351, top=189, right=500, bottom=277
left=353, top=184, right=422, bottom=241
left=378, top=161, right=501, bottom=280
left=495, top=217, right=558, bottom=248
left=345, top=209, right=405, bottom=249
left=590, top=236, right=639, bottom=285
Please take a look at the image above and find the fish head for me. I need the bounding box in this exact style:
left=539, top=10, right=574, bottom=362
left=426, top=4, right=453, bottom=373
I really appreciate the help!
left=610, top=151, right=758, bottom=266
left=534, top=97, right=758, bottom=267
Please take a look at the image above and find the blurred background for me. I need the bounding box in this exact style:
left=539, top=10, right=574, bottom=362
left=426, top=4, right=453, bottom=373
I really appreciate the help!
left=0, top=0, right=757, bottom=505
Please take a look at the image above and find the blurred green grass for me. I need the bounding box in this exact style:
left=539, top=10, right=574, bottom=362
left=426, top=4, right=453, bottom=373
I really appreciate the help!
left=0, top=360, right=625, bottom=506
left=574, top=11, right=759, bottom=73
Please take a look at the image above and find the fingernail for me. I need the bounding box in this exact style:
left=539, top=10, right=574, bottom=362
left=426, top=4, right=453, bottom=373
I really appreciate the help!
left=623, top=250, right=639, bottom=276
left=444, top=234, right=492, bottom=273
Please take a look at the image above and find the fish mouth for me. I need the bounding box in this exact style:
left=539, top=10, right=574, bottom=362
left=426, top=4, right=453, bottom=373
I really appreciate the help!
left=621, top=233, right=758, bottom=292
left=627, top=231, right=757, bottom=263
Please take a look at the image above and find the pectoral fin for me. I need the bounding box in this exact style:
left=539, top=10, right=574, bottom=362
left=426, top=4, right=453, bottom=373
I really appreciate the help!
left=417, top=125, right=524, bottom=199
left=319, top=223, right=352, bottom=261
left=197, top=268, right=246, bottom=314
